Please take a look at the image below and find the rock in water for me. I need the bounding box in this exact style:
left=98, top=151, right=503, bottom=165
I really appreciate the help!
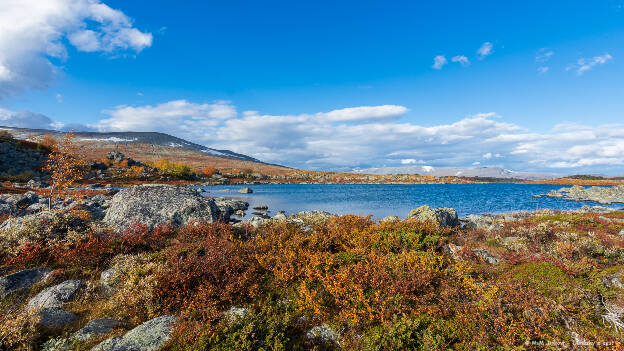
left=92, top=315, right=177, bottom=351
left=238, top=187, right=253, bottom=193
left=408, top=205, right=459, bottom=227
left=0, top=267, right=52, bottom=298
left=104, top=185, right=221, bottom=230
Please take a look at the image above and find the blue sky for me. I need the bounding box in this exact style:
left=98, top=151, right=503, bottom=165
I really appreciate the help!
left=1, top=1, right=623, bottom=174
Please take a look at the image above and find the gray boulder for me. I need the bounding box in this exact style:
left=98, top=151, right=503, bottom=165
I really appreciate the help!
left=92, top=315, right=177, bottom=351
left=473, top=249, right=501, bottom=265
left=213, top=197, right=249, bottom=221
left=39, top=307, right=78, bottom=328
left=0, top=267, right=52, bottom=298
left=72, top=318, right=119, bottom=341
left=26, top=280, right=84, bottom=310
left=104, top=185, right=222, bottom=230
left=408, top=205, right=459, bottom=227
left=603, top=273, right=624, bottom=289
left=0, top=191, right=38, bottom=208
left=238, top=187, right=253, bottom=194
left=100, top=268, right=116, bottom=295
left=306, top=324, right=340, bottom=346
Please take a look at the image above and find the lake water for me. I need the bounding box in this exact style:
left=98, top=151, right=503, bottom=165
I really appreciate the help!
left=196, top=183, right=623, bottom=219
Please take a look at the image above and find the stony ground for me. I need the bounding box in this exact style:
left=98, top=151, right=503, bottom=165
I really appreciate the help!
left=1, top=184, right=624, bottom=350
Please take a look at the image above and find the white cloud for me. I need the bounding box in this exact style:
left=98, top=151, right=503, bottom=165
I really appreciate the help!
left=567, top=53, right=613, bottom=75
left=535, top=49, right=554, bottom=62
left=9, top=99, right=624, bottom=174
left=472, top=161, right=481, bottom=166
left=56, top=93, right=63, bottom=103
left=477, top=42, right=493, bottom=59
left=322, top=105, right=408, bottom=123
left=401, top=159, right=424, bottom=165
left=94, top=100, right=236, bottom=141
left=0, top=0, right=152, bottom=99
left=0, top=108, right=56, bottom=129
left=432, top=55, right=447, bottom=69
left=451, top=55, right=470, bottom=66
left=537, top=66, right=549, bottom=74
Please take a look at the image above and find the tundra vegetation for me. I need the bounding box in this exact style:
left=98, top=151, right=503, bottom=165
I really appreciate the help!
left=1, top=208, right=624, bottom=349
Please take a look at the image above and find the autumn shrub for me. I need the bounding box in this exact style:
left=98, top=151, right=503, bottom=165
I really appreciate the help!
left=170, top=299, right=307, bottom=351
left=0, top=309, right=41, bottom=350
left=148, top=159, right=195, bottom=179
left=151, top=223, right=264, bottom=322
left=201, top=166, right=216, bottom=177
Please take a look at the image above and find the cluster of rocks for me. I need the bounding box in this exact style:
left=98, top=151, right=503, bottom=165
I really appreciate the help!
left=543, top=185, right=624, bottom=205
left=0, top=265, right=177, bottom=351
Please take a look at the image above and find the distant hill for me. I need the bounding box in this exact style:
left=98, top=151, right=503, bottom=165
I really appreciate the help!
left=0, top=126, right=292, bottom=175
left=0, top=126, right=259, bottom=162
left=356, top=165, right=563, bottom=180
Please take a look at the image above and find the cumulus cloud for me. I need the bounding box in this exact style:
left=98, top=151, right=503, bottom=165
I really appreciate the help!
left=432, top=55, right=447, bottom=69
left=566, top=53, right=613, bottom=75
left=451, top=55, right=470, bottom=66
left=477, top=42, right=493, bottom=59
left=0, top=0, right=152, bottom=99
left=94, top=100, right=236, bottom=141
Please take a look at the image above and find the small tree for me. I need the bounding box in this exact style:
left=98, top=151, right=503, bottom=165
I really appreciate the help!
left=41, top=132, right=87, bottom=210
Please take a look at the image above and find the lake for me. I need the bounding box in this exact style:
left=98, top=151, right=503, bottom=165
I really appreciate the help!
left=196, top=183, right=623, bottom=219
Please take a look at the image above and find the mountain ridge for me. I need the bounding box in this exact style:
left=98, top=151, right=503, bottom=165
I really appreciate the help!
left=0, top=125, right=261, bottom=163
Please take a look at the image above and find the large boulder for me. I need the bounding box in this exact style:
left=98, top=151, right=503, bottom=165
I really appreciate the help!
left=0, top=267, right=52, bottom=298
left=104, top=185, right=222, bottom=230
left=26, top=280, right=84, bottom=310
left=408, top=205, right=459, bottom=227
left=92, top=315, right=177, bottom=351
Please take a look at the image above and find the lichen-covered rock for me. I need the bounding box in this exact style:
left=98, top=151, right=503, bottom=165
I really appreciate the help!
left=603, top=273, right=624, bottom=289
left=473, top=249, right=501, bottom=265
left=26, top=280, right=84, bottom=310
left=72, top=318, right=119, bottom=341
left=380, top=216, right=400, bottom=223
left=306, top=324, right=340, bottom=346
left=0, top=191, right=38, bottom=208
left=408, top=205, right=459, bottom=227
left=104, top=185, right=221, bottom=230
left=100, top=268, right=116, bottom=295
left=224, top=306, right=248, bottom=323
left=213, top=197, right=249, bottom=221
left=0, top=267, right=51, bottom=298
left=38, top=307, right=77, bottom=328
left=91, top=315, right=177, bottom=351
left=545, top=185, right=624, bottom=205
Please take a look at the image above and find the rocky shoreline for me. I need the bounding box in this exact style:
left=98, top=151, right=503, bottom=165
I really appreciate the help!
left=541, top=185, right=624, bottom=204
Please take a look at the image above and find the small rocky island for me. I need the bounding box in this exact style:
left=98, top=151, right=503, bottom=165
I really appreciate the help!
left=542, top=185, right=624, bottom=204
